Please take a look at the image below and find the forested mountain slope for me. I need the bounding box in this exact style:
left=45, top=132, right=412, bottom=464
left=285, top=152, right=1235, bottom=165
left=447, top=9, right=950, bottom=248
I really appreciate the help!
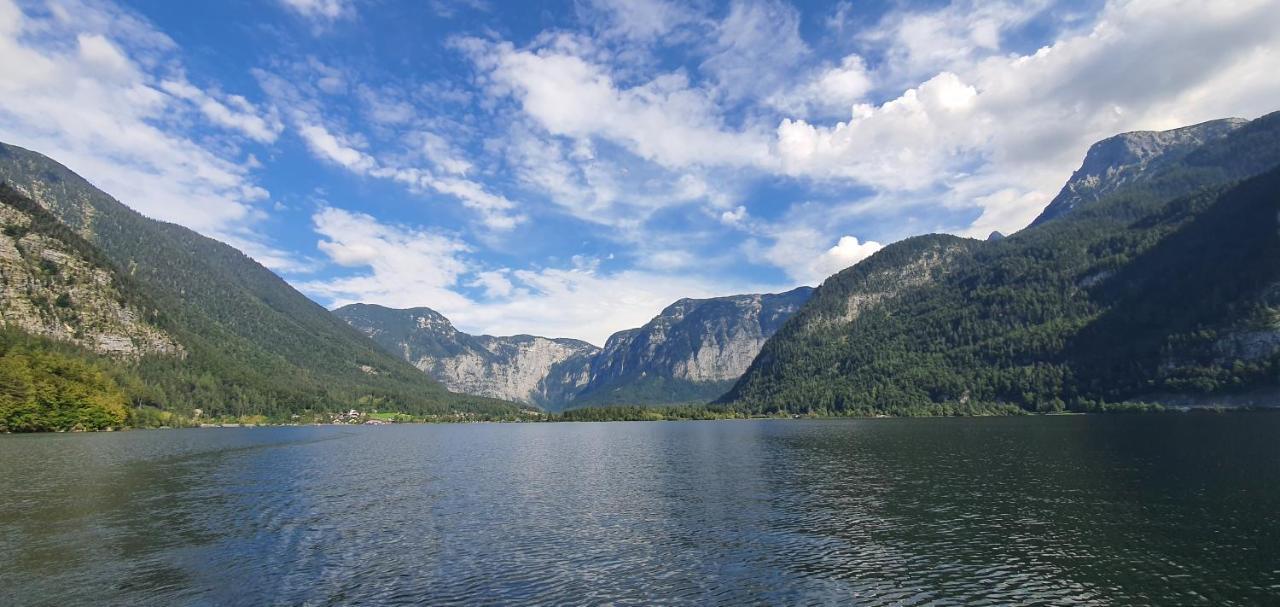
left=0, top=142, right=516, bottom=419
left=721, top=112, right=1280, bottom=414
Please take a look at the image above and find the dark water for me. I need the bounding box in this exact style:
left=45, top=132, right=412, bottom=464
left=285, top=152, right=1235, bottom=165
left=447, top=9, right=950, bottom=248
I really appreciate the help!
left=2, top=415, right=1279, bottom=606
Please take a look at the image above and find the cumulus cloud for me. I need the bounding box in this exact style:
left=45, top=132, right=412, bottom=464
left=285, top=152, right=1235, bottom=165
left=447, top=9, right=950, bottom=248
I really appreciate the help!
left=775, top=70, right=982, bottom=189
left=299, top=207, right=474, bottom=310
left=819, top=236, right=885, bottom=276
left=748, top=228, right=884, bottom=285
left=775, top=0, right=1280, bottom=235
left=769, top=54, right=874, bottom=117
left=467, top=38, right=772, bottom=169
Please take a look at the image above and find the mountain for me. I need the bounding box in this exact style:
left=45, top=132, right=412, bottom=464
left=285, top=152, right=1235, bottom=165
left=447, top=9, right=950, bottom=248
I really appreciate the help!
left=335, top=303, right=599, bottom=407
left=721, top=112, right=1280, bottom=414
left=0, top=142, right=517, bottom=419
left=573, top=288, right=813, bottom=407
left=336, top=286, right=813, bottom=410
left=1029, top=118, right=1247, bottom=226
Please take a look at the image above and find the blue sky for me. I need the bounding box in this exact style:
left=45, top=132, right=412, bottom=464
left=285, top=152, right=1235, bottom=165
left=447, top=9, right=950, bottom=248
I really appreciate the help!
left=2, top=0, right=1278, bottom=344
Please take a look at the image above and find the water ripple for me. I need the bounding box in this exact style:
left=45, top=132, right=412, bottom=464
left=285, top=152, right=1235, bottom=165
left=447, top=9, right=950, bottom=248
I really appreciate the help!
left=2, top=415, right=1279, bottom=605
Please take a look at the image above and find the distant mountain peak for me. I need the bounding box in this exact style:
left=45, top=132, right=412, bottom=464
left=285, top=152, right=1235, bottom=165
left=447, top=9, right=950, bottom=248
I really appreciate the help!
left=337, top=286, right=815, bottom=410
left=1029, top=117, right=1248, bottom=227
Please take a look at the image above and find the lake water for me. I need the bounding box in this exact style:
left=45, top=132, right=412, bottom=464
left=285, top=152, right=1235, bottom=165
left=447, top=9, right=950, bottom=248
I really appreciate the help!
left=1, top=415, right=1278, bottom=605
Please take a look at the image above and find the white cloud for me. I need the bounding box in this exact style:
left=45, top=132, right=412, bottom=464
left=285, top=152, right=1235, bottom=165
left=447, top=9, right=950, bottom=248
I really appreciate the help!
left=470, top=39, right=772, bottom=170
left=582, top=0, right=700, bottom=42
left=468, top=270, right=517, bottom=299
left=502, top=127, right=732, bottom=234
left=748, top=228, right=884, bottom=285
left=425, top=175, right=522, bottom=231
left=701, top=0, right=810, bottom=102
left=453, top=267, right=756, bottom=345
left=304, top=206, right=777, bottom=344
left=76, top=33, right=133, bottom=77
left=357, top=86, right=416, bottom=126
left=300, top=207, right=474, bottom=310
left=719, top=205, right=748, bottom=226
left=775, top=0, right=1280, bottom=235
left=860, top=0, right=1053, bottom=85
left=416, top=131, right=473, bottom=175
left=768, top=53, right=874, bottom=118
left=278, top=0, right=353, bottom=23
left=161, top=79, right=283, bottom=143
left=291, top=118, right=521, bottom=230
left=819, top=235, right=885, bottom=276
left=297, top=122, right=377, bottom=173
left=776, top=71, right=982, bottom=190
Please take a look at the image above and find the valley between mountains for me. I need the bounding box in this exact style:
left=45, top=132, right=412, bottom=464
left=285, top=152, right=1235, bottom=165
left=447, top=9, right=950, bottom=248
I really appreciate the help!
left=2, top=112, right=1279, bottom=430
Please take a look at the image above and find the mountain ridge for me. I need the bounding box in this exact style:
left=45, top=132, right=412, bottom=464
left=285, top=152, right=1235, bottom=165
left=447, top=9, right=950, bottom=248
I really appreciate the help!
left=720, top=111, right=1280, bottom=414
left=1029, top=117, right=1248, bottom=226
left=336, top=286, right=814, bottom=410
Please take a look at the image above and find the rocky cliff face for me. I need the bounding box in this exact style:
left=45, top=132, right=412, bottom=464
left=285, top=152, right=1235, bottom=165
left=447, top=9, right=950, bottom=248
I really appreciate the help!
left=335, top=303, right=599, bottom=407
left=0, top=185, right=180, bottom=358
left=336, top=286, right=814, bottom=410
left=1029, top=118, right=1247, bottom=226
left=574, top=287, right=814, bottom=406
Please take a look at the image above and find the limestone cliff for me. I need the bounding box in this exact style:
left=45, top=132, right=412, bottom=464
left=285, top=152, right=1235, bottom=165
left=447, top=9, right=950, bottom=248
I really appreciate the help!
left=0, top=184, right=179, bottom=358
left=1029, top=118, right=1247, bottom=226
left=335, top=304, right=598, bottom=407
left=335, top=286, right=814, bottom=409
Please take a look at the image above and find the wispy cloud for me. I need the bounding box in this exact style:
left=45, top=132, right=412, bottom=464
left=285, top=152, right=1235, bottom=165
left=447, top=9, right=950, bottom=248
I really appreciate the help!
left=299, top=207, right=780, bottom=344
left=278, top=0, right=354, bottom=24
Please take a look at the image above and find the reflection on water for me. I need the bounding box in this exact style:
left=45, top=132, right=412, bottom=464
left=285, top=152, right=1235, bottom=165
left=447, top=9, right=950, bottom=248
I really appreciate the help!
left=2, top=415, right=1278, bottom=605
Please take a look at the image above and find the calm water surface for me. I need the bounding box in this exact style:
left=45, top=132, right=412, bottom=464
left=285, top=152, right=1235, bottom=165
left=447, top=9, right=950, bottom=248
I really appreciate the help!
left=2, top=415, right=1279, bottom=605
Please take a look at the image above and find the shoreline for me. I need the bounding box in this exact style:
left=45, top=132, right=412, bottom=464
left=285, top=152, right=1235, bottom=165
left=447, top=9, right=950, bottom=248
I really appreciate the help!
left=6, top=404, right=1279, bottom=434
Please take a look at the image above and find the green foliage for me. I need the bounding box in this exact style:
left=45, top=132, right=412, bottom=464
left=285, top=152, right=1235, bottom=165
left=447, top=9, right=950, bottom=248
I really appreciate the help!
left=569, top=377, right=735, bottom=409
left=0, top=329, right=129, bottom=431
left=553, top=404, right=746, bottom=422
left=722, top=114, right=1280, bottom=415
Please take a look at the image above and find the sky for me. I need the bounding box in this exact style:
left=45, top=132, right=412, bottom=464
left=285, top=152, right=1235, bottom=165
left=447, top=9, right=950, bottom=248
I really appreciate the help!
left=1, top=0, right=1278, bottom=345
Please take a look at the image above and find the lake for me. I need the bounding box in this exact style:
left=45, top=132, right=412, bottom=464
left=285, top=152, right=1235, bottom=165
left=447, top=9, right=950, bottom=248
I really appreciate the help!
left=1, top=415, right=1278, bottom=605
